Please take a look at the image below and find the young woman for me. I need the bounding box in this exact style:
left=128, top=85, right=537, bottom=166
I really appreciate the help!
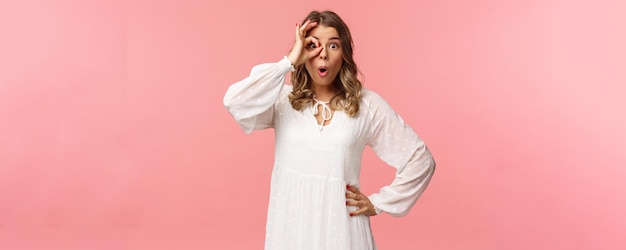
left=224, top=10, right=435, bottom=250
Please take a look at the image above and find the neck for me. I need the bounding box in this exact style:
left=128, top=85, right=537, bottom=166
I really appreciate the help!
left=312, top=85, right=334, bottom=102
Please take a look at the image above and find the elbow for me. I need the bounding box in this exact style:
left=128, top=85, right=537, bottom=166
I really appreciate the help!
left=223, top=95, right=229, bottom=108
left=429, top=156, right=436, bottom=174
left=223, top=83, right=242, bottom=109
left=420, top=147, right=436, bottom=176
left=223, top=88, right=234, bottom=109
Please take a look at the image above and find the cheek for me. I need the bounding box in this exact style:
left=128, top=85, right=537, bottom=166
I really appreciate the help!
left=331, top=54, right=343, bottom=71
left=331, top=50, right=343, bottom=60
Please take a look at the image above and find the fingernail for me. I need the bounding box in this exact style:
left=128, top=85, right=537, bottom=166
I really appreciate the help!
left=346, top=185, right=350, bottom=189
left=349, top=213, right=353, bottom=217
left=345, top=201, right=348, bottom=205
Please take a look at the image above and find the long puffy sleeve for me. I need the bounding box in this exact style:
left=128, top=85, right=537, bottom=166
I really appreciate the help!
left=365, top=91, right=436, bottom=217
left=223, top=57, right=294, bottom=133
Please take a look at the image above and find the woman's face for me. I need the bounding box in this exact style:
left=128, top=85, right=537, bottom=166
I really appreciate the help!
left=304, top=25, right=344, bottom=89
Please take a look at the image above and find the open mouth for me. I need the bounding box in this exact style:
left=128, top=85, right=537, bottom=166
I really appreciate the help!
left=318, top=67, right=328, bottom=76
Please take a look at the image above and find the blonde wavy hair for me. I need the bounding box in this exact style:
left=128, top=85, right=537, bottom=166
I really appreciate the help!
left=289, top=10, right=363, bottom=116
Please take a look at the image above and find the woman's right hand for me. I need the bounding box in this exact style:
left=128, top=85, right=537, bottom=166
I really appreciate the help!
left=287, top=19, right=323, bottom=66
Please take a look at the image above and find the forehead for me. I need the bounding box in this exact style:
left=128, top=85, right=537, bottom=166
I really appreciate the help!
left=307, top=25, right=340, bottom=40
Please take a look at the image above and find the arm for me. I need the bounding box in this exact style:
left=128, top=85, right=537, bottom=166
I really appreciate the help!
left=223, top=57, right=293, bottom=133
left=365, top=91, right=436, bottom=217
left=223, top=19, right=323, bottom=134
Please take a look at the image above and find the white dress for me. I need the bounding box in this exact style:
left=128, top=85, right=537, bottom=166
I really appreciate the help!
left=223, top=57, right=436, bottom=250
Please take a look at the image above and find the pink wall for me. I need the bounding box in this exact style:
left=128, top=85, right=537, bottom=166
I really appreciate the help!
left=1, top=0, right=624, bottom=249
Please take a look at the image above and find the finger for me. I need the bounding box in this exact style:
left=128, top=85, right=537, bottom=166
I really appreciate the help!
left=296, top=20, right=312, bottom=39
left=302, top=20, right=318, bottom=34
left=345, top=192, right=359, bottom=200
left=299, top=19, right=316, bottom=33
left=350, top=206, right=369, bottom=217
left=298, top=19, right=312, bottom=37
left=306, top=47, right=322, bottom=59
left=295, top=23, right=302, bottom=42
left=346, top=200, right=360, bottom=207
left=347, top=185, right=361, bottom=194
left=304, top=36, right=320, bottom=47
left=302, top=37, right=320, bottom=53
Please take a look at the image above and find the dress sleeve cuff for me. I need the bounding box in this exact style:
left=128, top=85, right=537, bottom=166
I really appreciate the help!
left=280, top=56, right=296, bottom=73
left=374, top=206, right=383, bottom=215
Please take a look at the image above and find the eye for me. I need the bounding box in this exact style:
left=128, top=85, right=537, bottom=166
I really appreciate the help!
left=329, top=43, right=339, bottom=49
left=307, top=43, right=317, bottom=49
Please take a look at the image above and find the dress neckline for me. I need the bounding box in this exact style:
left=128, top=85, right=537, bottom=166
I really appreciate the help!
left=312, top=98, right=334, bottom=131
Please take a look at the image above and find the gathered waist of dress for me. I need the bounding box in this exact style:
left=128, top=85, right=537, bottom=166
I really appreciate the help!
left=274, top=165, right=360, bottom=188
left=280, top=166, right=345, bottom=182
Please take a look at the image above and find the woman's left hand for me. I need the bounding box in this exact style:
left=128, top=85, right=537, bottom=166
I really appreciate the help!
left=345, top=185, right=378, bottom=217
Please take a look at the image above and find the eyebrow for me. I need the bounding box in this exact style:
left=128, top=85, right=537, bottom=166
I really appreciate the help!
left=312, top=36, right=341, bottom=41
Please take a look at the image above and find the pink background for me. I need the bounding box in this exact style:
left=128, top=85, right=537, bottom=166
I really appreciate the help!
left=1, top=0, right=625, bottom=249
